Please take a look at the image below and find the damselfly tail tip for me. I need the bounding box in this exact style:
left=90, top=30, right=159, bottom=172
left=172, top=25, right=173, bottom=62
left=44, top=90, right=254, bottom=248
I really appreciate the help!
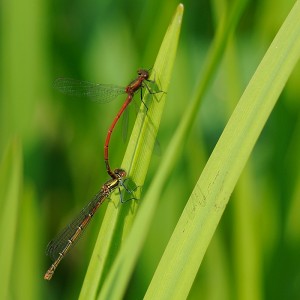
left=44, top=269, right=54, bottom=281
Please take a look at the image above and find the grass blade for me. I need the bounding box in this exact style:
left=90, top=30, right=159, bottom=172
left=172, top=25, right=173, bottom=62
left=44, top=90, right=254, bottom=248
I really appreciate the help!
left=79, top=4, right=184, bottom=299
left=145, top=1, right=300, bottom=298
left=0, top=139, right=22, bottom=299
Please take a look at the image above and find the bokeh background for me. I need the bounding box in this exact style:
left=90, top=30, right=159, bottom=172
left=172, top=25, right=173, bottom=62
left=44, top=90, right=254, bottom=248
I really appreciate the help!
left=1, top=0, right=300, bottom=299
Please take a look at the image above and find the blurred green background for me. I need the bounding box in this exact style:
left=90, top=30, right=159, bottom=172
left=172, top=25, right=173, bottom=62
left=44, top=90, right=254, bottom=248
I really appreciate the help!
left=1, top=0, right=300, bottom=299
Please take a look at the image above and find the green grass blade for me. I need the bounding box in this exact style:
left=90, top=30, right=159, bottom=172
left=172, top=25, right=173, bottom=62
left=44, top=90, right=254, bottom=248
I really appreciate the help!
left=95, top=5, right=184, bottom=300
left=79, top=4, right=184, bottom=299
left=0, top=139, right=22, bottom=300
left=14, top=184, right=42, bottom=300
left=145, top=2, right=300, bottom=299
left=97, top=0, right=250, bottom=297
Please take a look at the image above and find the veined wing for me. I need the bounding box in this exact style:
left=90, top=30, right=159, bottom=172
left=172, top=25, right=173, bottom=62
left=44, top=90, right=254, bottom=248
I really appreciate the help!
left=45, top=189, right=107, bottom=261
left=53, top=78, right=126, bottom=103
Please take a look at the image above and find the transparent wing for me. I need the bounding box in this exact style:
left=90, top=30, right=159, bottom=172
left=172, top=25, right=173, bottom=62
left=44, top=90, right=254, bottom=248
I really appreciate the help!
left=45, top=189, right=106, bottom=261
left=53, top=78, right=126, bottom=103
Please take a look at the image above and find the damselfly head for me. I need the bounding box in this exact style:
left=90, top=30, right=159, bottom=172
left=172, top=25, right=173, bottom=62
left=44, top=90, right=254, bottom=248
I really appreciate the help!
left=113, top=168, right=127, bottom=179
left=137, top=69, right=149, bottom=80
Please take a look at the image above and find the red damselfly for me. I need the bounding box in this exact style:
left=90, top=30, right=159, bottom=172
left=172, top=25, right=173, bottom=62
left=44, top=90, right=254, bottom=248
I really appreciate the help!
left=54, top=69, right=158, bottom=179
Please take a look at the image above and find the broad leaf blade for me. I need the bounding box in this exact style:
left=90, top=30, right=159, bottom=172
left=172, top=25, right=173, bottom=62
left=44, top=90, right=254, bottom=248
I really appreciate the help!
left=145, top=2, right=300, bottom=298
